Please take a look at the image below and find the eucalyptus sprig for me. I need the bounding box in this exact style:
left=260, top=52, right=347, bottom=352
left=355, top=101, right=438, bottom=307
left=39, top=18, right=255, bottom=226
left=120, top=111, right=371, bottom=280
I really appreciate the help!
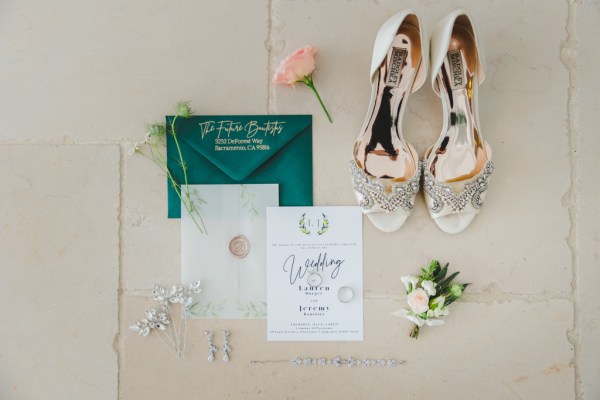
left=392, top=260, right=468, bottom=339
left=129, top=101, right=207, bottom=234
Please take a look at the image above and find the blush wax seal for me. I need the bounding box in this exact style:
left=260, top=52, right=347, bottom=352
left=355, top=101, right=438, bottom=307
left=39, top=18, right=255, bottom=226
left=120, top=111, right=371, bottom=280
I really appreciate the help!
left=228, top=235, right=250, bottom=258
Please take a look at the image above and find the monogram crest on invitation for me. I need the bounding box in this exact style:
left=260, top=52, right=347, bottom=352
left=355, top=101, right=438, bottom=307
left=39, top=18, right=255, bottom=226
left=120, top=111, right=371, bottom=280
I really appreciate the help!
left=298, top=212, right=329, bottom=235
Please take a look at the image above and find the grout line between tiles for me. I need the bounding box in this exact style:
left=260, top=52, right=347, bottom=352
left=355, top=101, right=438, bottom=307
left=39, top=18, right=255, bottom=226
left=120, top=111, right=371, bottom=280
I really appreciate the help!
left=560, top=0, right=581, bottom=398
left=266, top=0, right=275, bottom=114
left=116, top=143, right=126, bottom=400
left=366, top=291, right=572, bottom=304
left=0, top=139, right=132, bottom=145
left=124, top=288, right=571, bottom=303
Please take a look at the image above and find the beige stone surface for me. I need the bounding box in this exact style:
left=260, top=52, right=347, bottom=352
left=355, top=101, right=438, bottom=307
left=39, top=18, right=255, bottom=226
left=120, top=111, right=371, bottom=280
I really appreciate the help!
left=0, top=145, right=119, bottom=399
left=0, top=0, right=268, bottom=141
left=0, top=0, right=598, bottom=399
left=122, top=296, right=573, bottom=399
left=575, top=1, right=600, bottom=398
left=122, top=149, right=181, bottom=289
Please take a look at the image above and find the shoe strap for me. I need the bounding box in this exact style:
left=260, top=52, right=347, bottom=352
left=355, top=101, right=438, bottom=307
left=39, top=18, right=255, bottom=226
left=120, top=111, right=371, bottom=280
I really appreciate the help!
left=429, top=10, right=485, bottom=96
left=369, top=11, right=427, bottom=93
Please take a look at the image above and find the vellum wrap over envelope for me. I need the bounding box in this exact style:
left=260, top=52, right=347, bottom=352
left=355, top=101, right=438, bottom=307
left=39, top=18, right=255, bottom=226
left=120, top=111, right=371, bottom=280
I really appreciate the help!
left=182, top=184, right=278, bottom=319
left=167, top=115, right=312, bottom=218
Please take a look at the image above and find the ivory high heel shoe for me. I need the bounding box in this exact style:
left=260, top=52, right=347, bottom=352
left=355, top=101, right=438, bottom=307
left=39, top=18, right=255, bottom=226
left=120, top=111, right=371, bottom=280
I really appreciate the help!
left=423, top=10, right=494, bottom=234
left=350, top=11, right=427, bottom=232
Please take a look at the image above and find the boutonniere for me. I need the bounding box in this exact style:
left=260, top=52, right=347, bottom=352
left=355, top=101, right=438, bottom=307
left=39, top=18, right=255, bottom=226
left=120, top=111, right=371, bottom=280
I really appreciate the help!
left=392, top=260, right=468, bottom=339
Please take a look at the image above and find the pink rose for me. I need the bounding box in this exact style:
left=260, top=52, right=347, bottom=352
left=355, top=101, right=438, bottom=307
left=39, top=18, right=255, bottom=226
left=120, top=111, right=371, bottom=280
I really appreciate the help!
left=273, top=45, right=318, bottom=85
left=407, top=288, right=430, bottom=315
left=273, top=45, right=332, bottom=123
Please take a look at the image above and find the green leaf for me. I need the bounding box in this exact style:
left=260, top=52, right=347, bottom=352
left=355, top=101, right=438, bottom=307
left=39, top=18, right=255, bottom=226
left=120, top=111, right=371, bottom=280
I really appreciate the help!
left=436, top=264, right=448, bottom=282
left=444, top=294, right=457, bottom=306
left=437, top=271, right=460, bottom=291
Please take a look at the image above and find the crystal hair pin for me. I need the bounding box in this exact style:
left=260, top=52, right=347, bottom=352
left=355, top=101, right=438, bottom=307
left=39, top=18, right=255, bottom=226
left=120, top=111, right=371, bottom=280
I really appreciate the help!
left=129, top=281, right=202, bottom=358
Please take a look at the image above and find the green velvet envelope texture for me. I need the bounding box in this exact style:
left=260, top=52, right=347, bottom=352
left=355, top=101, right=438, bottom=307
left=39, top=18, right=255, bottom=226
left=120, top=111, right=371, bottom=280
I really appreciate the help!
left=167, top=115, right=313, bottom=218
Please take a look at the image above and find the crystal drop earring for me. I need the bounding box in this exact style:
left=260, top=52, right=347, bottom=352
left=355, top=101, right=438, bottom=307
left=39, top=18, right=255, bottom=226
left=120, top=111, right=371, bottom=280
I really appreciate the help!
left=205, top=331, right=217, bottom=362
left=221, top=331, right=231, bottom=362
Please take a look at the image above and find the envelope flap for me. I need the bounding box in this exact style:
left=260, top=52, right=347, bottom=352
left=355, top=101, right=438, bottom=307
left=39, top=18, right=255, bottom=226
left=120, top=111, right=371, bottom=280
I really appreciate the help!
left=168, top=115, right=312, bottom=181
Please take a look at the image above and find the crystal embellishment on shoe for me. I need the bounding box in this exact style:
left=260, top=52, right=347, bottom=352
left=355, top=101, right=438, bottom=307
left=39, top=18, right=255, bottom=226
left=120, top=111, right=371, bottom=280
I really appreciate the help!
left=423, top=160, right=494, bottom=214
left=349, top=160, right=421, bottom=213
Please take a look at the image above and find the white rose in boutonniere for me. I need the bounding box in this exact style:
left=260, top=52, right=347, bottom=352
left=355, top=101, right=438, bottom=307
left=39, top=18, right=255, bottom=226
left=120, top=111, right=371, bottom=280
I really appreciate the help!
left=421, top=280, right=436, bottom=296
left=407, top=288, right=429, bottom=314
left=434, top=307, right=449, bottom=318
left=430, top=295, right=444, bottom=310
left=430, top=296, right=449, bottom=318
left=391, top=260, right=468, bottom=339
left=401, top=275, right=419, bottom=293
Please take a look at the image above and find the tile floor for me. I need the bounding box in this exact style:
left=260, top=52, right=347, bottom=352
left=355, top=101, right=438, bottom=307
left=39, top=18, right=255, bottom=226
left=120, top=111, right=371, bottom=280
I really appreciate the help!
left=1, top=0, right=598, bottom=399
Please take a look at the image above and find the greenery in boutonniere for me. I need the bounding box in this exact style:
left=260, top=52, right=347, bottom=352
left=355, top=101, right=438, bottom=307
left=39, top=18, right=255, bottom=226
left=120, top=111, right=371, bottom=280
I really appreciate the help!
left=129, top=101, right=207, bottom=234
left=391, top=260, right=468, bottom=339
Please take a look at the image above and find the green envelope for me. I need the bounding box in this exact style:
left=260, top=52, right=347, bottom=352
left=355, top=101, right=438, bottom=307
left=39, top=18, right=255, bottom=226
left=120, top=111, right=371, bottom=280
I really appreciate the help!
left=167, top=115, right=313, bottom=218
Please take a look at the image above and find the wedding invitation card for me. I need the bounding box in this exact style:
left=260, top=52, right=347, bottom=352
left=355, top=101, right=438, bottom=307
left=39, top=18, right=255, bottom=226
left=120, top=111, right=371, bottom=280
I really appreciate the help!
left=182, top=184, right=278, bottom=319
left=266, top=207, right=363, bottom=341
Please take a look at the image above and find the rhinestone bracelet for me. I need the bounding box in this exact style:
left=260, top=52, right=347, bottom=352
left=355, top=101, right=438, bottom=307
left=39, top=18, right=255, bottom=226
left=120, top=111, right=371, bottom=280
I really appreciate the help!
left=250, top=356, right=405, bottom=367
